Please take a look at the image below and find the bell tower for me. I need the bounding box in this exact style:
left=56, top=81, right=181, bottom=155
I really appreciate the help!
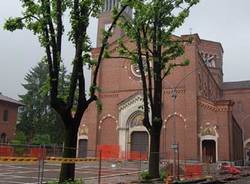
left=96, top=0, right=132, bottom=47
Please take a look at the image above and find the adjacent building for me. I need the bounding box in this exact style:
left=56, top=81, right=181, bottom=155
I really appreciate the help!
left=0, top=93, right=23, bottom=143
left=78, top=0, right=249, bottom=164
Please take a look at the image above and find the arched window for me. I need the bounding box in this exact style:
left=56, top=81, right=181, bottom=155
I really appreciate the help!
left=127, top=111, right=144, bottom=128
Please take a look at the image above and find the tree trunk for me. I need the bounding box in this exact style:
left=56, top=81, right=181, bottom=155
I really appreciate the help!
left=59, top=123, right=78, bottom=182
left=148, top=129, right=161, bottom=179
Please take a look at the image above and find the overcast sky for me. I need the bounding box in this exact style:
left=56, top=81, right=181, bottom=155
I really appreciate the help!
left=1, top=0, right=250, bottom=99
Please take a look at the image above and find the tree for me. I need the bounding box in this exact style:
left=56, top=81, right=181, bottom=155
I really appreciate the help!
left=18, top=61, right=67, bottom=144
left=4, top=0, right=128, bottom=182
left=115, top=0, right=199, bottom=179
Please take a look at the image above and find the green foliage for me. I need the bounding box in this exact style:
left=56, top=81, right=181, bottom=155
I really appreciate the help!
left=11, top=131, right=27, bottom=145
left=4, top=17, right=25, bottom=31
left=18, top=61, right=68, bottom=144
left=182, top=59, right=190, bottom=66
left=118, top=0, right=199, bottom=78
left=10, top=131, right=27, bottom=155
left=4, top=0, right=132, bottom=182
left=96, top=98, right=103, bottom=113
left=140, top=169, right=166, bottom=181
left=32, top=134, right=51, bottom=145
left=159, top=169, right=166, bottom=181
left=140, top=170, right=151, bottom=181
left=103, top=49, right=111, bottom=58
left=3, top=0, right=102, bottom=71
left=117, top=0, right=199, bottom=179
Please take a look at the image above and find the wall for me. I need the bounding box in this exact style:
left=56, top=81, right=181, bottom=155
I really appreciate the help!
left=0, top=101, right=19, bottom=142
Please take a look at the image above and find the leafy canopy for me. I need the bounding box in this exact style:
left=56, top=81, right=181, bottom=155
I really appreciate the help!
left=18, top=61, right=68, bottom=144
left=117, top=0, right=199, bottom=79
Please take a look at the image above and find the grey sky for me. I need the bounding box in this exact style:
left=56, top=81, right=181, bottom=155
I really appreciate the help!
left=0, top=0, right=250, bottom=99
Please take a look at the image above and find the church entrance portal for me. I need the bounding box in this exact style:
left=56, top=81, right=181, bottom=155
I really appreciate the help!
left=78, top=139, right=88, bottom=158
left=202, top=140, right=216, bottom=163
left=131, top=131, right=148, bottom=152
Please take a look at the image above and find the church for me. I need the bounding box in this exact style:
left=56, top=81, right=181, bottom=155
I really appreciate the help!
left=77, top=0, right=250, bottom=164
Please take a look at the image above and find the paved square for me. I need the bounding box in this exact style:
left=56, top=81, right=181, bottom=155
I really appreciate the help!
left=0, top=161, right=143, bottom=184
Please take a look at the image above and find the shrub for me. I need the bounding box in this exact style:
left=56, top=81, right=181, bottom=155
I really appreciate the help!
left=140, top=170, right=151, bottom=181
left=140, top=169, right=166, bottom=182
left=159, top=169, right=166, bottom=181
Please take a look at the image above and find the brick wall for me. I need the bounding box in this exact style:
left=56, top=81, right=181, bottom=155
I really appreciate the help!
left=0, top=101, right=19, bottom=142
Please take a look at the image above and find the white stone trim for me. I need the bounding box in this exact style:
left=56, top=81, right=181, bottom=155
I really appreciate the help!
left=99, top=114, right=118, bottom=129
left=118, top=94, right=151, bottom=154
left=164, top=112, right=187, bottom=123
left=118, top=95, right=143, bottom=111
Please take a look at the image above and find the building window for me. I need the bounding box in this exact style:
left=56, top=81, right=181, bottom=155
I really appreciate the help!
left=130, top=57, right=149, bottom=78
left=0, top=133, right=7, bottom=143
left=3, top=110, right=8, bottom=122
left=108, top=0, right=112, bottom=10
left=237, top=101, right=243, bottom=112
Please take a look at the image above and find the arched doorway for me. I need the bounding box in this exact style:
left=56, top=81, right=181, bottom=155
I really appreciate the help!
left=244, top=140, right=250, bottom=165
left=200, top=125, right=218, bottom=163
left=131, top=131, right=149, bottom=152
left=78, top=139, right=88, bottom=158
left=202, top=140, right=216, bottom=163
left=126, top=111, right=149, bottom=160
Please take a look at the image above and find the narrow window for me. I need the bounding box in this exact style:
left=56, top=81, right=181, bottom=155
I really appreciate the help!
left=3, top=110, right=8, bottom=122
left=105, top=0, right=108, bottom=11
left=109, top=0, right=112, bottom=10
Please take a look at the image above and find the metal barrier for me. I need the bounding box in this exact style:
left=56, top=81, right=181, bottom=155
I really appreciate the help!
left=1, top=144, right=237, bottom=183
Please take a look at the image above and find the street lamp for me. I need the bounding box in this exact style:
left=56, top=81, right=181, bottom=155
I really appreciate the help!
left=165, top=66, right=201, bottom=180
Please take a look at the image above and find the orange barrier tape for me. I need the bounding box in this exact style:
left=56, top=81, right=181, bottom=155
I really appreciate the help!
left=45, top=157, right=98, bottom=163
left=0, top=156, right=97, bottom=164
left=0, top=156, right=38, bottom=163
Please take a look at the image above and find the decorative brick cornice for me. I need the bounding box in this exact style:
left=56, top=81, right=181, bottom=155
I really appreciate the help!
left=198, top=100, right=217, bottom=112
left=100, top=93, right=119, bottom=98
left=198, top=97, right=234, bottom=112
left=163, top=88, right=185, bottom=95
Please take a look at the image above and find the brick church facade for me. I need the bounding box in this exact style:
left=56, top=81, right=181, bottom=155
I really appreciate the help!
left=78, top=1, right=250, bottom=164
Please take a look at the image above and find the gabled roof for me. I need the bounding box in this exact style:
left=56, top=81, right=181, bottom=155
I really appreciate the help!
left=222, top=81, right=250, bottom=90
left=0, top=94, right=24, bottom=106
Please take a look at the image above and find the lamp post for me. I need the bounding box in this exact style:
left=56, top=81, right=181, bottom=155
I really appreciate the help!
left=165, top=66, right=201, bottom=180
left=171, top=88, right=178, bottom=180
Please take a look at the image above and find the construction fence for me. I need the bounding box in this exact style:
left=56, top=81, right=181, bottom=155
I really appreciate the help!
left=0, top=143, right=148, bottom=184
left=0, top=143, right=238, bottom=184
